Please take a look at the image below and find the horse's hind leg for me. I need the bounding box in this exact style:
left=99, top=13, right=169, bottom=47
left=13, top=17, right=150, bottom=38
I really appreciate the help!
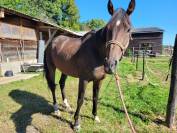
left=45, top=63, right=60, bottom=116
left=59, top=73, right=71, bottom=110
left=50, top=69, right=61, bottom=116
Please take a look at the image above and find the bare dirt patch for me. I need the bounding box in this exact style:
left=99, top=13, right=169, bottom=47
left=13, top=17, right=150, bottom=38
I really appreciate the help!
left=0, top=73, right=39, bottom=85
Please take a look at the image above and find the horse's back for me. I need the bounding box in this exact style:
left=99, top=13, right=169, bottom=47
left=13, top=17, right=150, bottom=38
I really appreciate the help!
left=52, top=35, right=81, bottom=56
left=50, top=35, right=81, bottom=77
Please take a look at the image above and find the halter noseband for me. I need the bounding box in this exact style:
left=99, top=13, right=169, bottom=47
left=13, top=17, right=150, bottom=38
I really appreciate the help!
left=105, top=32, right=133, bottom=55
left=106, top=40, right=126, bottom=54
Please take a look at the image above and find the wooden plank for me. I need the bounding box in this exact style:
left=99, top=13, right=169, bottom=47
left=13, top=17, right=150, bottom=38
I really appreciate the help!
left=39, top=26, right=58, bottom=30
left=45, top=30, right=57, bottom=48
left=166, top=34, right=177, bottom=128
left=0, top=22, right=37, bottom=41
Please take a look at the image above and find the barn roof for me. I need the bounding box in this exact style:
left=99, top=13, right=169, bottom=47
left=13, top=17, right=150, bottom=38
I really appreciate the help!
left=0, top=6, right=83, bottom=37
left=132, top=27, right=164, bottom=33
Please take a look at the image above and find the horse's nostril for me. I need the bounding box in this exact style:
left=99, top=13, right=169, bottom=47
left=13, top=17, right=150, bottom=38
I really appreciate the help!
left=111, top=64, right=114, bottom=68
left=115, top=61, right=117, bottom=65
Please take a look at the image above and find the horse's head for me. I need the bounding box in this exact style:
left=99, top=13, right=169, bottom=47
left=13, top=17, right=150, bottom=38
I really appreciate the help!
left=104, top=0, right=135, bottom=74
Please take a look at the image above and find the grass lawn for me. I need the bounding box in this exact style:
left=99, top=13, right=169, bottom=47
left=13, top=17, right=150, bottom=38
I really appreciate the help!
left=0, top=57, right=176, bottom=133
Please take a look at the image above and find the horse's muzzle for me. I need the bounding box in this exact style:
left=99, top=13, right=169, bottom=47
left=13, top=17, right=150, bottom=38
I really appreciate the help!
left=104, top=60, right=118, bottom=74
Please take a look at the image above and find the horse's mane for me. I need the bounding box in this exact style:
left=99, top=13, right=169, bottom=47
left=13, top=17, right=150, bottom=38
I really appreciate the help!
left=81, top=30, right=96, bottom=40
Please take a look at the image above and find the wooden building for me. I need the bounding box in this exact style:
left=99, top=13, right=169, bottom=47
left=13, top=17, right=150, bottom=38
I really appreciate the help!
left=128, top=27, right=164, bottom=55
left=0, top=6, right=82, bottom=76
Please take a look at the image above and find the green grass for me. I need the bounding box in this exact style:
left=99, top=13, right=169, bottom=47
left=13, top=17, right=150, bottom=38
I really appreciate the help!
left=0, top=57, right=175, bottom=133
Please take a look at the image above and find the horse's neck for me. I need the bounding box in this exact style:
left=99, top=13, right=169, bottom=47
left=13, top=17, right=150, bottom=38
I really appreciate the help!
left=94, top=28, right=107, bottom=60
left=81, top=28, right=106, bottom=61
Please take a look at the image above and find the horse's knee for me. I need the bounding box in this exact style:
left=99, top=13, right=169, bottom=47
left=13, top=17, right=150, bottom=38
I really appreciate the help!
left=59, top=75, right=67, bottom=89
left=59, top=82, right=65, bottom=90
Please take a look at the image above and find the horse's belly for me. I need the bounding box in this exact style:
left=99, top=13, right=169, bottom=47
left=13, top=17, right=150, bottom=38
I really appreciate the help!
left=53, top=58, right=78, bottom=77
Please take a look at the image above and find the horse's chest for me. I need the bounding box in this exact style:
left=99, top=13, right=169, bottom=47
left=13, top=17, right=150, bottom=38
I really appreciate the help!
left=92, top=66, right=106, bottom=80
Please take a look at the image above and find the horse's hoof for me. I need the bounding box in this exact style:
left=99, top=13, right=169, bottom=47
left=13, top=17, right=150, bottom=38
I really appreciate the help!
left=73, top=124, right=81, bottom=131
left=54, top=110, right=61, bottom=117
left=94, top=116, right=101, bottom=123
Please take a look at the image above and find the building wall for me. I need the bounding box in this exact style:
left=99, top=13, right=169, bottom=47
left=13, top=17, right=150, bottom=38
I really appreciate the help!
left=0, top=15, right=39, bottom=76
left=0, top=15, right=39, bottom=62
left=0, top=16, right=38, bottom=41
left=128, top=32, right=163, bottom=55
left=0, top=39, right=37, bottom=62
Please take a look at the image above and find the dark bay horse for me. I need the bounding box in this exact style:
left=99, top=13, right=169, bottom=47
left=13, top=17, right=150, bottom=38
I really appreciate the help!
left=44, top=0, right=135, bottom=129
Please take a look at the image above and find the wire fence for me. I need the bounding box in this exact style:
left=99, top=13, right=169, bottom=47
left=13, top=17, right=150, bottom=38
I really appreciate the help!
left=134, top=51, right=172, bottom=86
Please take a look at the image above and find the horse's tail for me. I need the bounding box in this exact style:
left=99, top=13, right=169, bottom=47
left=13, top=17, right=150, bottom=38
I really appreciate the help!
left=43, top=46, right=56, bottom=90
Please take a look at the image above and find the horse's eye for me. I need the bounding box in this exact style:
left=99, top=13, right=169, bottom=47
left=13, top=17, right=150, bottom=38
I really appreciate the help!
left=127, top=28, right=131, bottom=32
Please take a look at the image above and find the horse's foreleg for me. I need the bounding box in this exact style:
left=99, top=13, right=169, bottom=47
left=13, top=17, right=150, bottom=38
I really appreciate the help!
left=92, top=80, right=102, bottom=123
left=74, top=79, right=88, bottom=130
left=59, top=73, right=71, bottom=110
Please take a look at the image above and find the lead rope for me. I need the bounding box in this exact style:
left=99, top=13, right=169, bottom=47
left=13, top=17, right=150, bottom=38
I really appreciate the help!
left=114, top=73, right=136, bottom=133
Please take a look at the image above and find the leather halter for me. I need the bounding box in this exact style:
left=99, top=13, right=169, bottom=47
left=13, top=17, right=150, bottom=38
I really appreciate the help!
left=105, top=33, right=133, bottom=55
left=106, top=40, right=126, bottom=54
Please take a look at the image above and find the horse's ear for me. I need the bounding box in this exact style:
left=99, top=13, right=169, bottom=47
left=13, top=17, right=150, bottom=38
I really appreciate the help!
left=107, top=0, right=114, bottom=16
left=126, top=0, right=136, bottom=15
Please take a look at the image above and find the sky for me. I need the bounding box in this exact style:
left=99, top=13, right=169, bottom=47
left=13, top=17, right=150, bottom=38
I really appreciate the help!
left=75, top=0, right=177, bottom=45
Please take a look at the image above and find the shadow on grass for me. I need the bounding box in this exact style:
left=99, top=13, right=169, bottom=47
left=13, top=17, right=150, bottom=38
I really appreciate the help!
left=9, top=89, right=73, bottom=133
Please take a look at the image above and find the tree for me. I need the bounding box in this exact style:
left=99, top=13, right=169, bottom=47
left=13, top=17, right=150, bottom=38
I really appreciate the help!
left=59, top=0, right=80, bottom=30
left=0, top=0, right=80, bottom=30
left=83, top=19, right=106, bottom=30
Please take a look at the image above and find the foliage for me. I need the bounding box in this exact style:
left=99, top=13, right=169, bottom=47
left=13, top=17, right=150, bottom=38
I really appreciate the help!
left=0, top=0, right=80, bottom=30
left=80, top=19, right=106, bottom=30
left=0, top=0, right=106, bottom=31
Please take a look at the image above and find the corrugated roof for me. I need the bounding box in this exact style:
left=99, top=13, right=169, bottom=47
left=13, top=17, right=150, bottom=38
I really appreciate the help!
left=0, top=6, right=83, bottom=37
left=131, top=27, right=164, bottom=33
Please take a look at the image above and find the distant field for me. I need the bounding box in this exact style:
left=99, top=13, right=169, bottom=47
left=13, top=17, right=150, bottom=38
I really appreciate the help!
left=0, top=57, right=176, bottom=133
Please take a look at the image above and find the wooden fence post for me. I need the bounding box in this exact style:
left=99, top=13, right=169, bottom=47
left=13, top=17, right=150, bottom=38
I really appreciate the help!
left=142, top=50, right=145, bottom=80
left=136, top=44, right=141, bottom=70
left=136, top=52, right=139, bottom=70
left=131, top=47, right=135, bottom=63
left=166, top=34, right=177, bottom=128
